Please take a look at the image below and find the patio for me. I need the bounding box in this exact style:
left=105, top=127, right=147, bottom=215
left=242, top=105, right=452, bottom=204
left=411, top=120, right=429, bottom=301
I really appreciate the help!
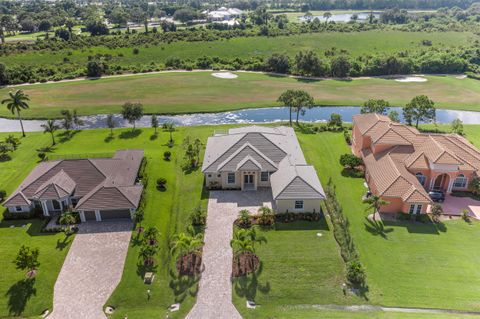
left=427, top=195, right=480, bottom=219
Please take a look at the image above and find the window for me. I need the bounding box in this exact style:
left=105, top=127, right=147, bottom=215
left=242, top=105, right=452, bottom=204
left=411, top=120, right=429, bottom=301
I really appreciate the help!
left=294, top=200, right=304, bottom=210
left=415, top=173, right=426, bottom=186
left=260, top=172, right=269, bottom=182
left=217, top=174, right=221, bottom=178
left=453, top=174, right=467, bottom=188
left=15, top=206, right=22, bottom=212
left=208, top=174, right=212, bottom=178
left=227, top=173, right=235, bottom=184
left=409, top=204, right=423, bottom=215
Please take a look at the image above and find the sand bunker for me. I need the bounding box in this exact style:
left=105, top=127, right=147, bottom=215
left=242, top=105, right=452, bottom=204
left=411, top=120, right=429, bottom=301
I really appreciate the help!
left=456, top=75, right=467, bottom=79
left=211, top=72, right=238, bottom=79
left=395, top=76, right=428, bottom=83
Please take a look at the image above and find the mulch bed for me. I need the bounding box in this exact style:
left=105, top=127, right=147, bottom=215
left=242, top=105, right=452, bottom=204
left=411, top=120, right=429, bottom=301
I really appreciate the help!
left=232, top=252, right=259, bottom=277
left=176, top=252, right=202, bottom=276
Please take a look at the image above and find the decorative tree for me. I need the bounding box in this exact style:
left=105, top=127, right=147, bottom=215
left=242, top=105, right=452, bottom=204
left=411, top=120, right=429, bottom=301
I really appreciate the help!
left=41, top=120, right=60, bottom=145
left=151, top=114, right=159, bottom=134
left=402, top=95, right=436, bottom=128
left=106, top=114, right=116, bottom=136
left=277, top=90, right=315, bottom=126
left=14, top=245, right=40, bottom=278
left=121, top=102, right=144, bottom=130
left=60, top=109, right=73, bottom=133
left=162, top=122, right=176, bottom=144
left=2, top=89, right=30, bottom=137
left=361, top=99, right=390, bottom=115
left=183, top=136, right=203, bottom=168
left=363, top=195, right=389, bottom=221
left=257, top=206, right=275, bottom=226
left=328, top=113, right=343, bottom=129
left=451, top=118, right=464, bottom=135
left=72, top=109, right=84, bottom=130
left=430, top=203, right=443, bottom=223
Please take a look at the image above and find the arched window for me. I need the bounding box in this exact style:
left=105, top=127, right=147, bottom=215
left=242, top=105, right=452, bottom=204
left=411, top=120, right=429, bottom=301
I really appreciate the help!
left=416, top=173, right=426, bottom=186
left=453, top=174, right=467, bottom=188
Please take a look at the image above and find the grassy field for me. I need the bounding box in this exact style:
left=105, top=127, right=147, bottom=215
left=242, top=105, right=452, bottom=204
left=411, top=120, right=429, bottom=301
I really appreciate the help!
left=298, top=127, right=480, bottom=311
left=1, top=31, right=474, bottom=67
left=0, top=132, right=72, bottom=318
left=2, top=71, right=480, bottom=119
left=232, top=220, right=364, bottom=318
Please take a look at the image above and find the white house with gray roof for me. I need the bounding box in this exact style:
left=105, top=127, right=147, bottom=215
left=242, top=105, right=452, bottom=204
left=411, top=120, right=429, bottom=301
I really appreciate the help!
left=3, top=150, right=144, bottom=222
left=202, top=126, right=325, bottom=213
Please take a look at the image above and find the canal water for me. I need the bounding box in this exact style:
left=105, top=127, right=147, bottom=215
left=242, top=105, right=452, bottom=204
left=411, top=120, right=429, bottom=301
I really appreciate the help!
left=1, top=106, right=479, bottom=133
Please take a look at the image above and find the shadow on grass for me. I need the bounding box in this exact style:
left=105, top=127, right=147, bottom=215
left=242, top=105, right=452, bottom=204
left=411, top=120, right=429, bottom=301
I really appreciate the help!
left=233, top=262, right=270, bottom=301
left=37, top=146, right=55, bottom=153
left=0, top=154, right=12, bottom=162
left=295, top=77, right=322, bottom=84
left=58, top=130, right=81, bottom=144
left=119, top=129, right=142, bottom=139
left=341, top=168, right=365, bottom=178
left=168, top=269, right=200, bottom=303
left=383, top=219, right=443, bottom=235
left=6, top=278, right=37, bottom=316
left=274, top=218, right=330, bottom=231
left=104, top=134, right=114, bottom=143
left=150, top=133, right=158, bottom=141
left=200, top=184, right=210, bottom=201
left=136, top=261, right=158, bottom=280
left=56, top=235, right=71, bottom=251
left=364, top=218, right=394, bottom=239
left=182, top=163, right=200, bottom=175
left=294, top=123, right=316, bottom=134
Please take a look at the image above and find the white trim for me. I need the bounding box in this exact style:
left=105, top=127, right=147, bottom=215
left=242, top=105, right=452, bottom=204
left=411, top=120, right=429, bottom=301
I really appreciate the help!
left=95, top=210, right=102, bottom=222
left=79, top=211, right=86, bottom=223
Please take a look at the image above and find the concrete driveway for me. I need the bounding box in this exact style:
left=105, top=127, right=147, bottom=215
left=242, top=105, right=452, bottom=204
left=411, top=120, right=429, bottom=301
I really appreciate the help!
left=186, top=189, right=273, bottom=319
left=434, top=195, right=480, bottom=219
left=48, top=221, right=132, bottom=319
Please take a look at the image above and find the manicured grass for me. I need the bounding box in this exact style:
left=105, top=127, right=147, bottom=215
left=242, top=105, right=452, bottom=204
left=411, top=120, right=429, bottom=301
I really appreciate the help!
left=2, top=71, right=480, bottom=119
left=1, top=31, right=473, bottom=66
left=0, top=132, right=72, bottom=318
left=298, top=128, right=480, bottom=311
left=232, top=220, right=364, bottom=318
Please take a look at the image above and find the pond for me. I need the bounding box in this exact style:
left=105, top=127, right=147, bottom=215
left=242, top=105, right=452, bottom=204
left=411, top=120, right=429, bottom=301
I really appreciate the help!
left=298, top=12, right=380, bottom=23
left=0, top=106, right=479, bottom=133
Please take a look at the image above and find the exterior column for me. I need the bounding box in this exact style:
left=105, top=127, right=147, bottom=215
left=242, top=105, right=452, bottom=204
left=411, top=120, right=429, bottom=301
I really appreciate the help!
left=41, top=200, right=49, bottom=217
left=95, top=210, right=102, bottom=222
left=79, top=211, right=86, bottom=223
left=59, top=200, right=64, bottom=212
left=130, top=208, right=135, bottom=220
left=447, top=177, right=454, bottom=194
left=429, top=175, right=436, bottom=190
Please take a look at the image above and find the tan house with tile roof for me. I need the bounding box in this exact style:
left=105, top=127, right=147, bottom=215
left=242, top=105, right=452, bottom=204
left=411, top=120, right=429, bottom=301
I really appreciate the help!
left=352, top=113, right=480, bottom=215
left=3, top=150, right=144, bottom=222
left=202, top=126, right=325, bottom=213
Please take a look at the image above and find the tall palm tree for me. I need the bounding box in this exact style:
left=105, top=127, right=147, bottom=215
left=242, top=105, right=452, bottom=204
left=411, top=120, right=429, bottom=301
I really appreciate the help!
left=162, top=122, right=175, bottom=144
left=363, top=195, right=389, bottom=221
left=143, top=226, right=160, bottom=246
left=2, top=90, right=30, bottom=137
left=41, top=120, right=59, bottom=145
left=139, top=244, right=159, bottom=266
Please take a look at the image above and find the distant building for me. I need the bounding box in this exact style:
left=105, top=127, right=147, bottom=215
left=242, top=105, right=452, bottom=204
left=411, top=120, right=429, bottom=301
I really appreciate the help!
left=206, top=7, right=243, bottom=22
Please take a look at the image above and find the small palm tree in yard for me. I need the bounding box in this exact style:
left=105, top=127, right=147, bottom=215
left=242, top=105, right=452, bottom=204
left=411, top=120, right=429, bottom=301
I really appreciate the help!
left=238, top=209, right=251, bottom=228
left=143, top=226, right=160, bottom=246
left=41, top=120, right=60, bottom=145
left=139, top=244, right=159, bottom=266
left=231, top=228, right=261, bottom=276
left=106, top=114, right=116, bottom=136
left=5, top=135, right=21, bottom=150
left=151, top=114, right=159, bottom=134
left=2, top=89, right=30, bottom=137
left=170, top=232, right=204, bottom=275
left=162, top=122, right=175, bottom=145
left=363, top=195, right=389, bottom=221
left=59, top=212, right=77, bottom=235
left=257, top=206, right=275, bottom=226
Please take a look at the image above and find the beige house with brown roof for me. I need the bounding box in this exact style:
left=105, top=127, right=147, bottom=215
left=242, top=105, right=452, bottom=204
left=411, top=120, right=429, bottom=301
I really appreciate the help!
left=202, top=126, right=325, bottom=213
left=352, top=113, right=480, bottom=215
left=3, top=150, right=144, bottom=222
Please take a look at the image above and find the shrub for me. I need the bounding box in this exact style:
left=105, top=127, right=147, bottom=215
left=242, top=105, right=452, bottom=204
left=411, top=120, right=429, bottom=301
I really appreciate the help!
left=238, top=209, right=251, bottom=228
left=339, top=154, right=363, bottom=170
left=0, top=189, right=6, bottom=202
left=133, top=48, right=140, bottom=55
left=163, top=151, right=171, bottom=161
left=343, top=130, right=352, bottom=145
left=462, top=209, right=471, bottom=223
left=346, top=260, right=366, bottom=286
left=3, top=210, right=35, bottom=220
left=156, top=177, right=167, bottom=190
left=190, top=206, right=207, bottom=226
left=430, top=203, right=443, bottom=222
left=257, top=206, right=275, bottom=226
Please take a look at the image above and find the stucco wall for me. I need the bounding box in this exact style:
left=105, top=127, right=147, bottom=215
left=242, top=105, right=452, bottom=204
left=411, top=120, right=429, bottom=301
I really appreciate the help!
left=276, top=199, right=321, bottom=213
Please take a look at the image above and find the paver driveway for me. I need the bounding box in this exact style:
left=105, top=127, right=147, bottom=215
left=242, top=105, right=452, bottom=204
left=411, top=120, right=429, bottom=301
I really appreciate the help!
left=48, top=221, right=132, bottom=319
left=187, top=189, right=273, bottom=319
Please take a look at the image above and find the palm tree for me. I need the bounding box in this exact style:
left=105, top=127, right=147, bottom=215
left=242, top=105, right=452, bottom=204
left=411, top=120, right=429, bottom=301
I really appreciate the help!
left=41, top=120, right=59, bottom=145
left=230, top=236, right=255, bottom=255
left=139, top=244, right=159, bottom=266
left=258, top=206, right=274, bottom=226
left=363, top=195, right=389, bottom=221
left=323, top=11, right=332, bottom=24
left=143, top=226, right=160, bottom=246
left=162, top=122, right=175, bottom=144
left=2, top=90, right=30, bottom=137
left=170, top=232, right=204, bottom=258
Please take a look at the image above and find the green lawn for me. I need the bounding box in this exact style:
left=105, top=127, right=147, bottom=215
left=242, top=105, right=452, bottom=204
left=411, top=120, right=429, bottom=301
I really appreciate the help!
left=2, top=71, right=480, bottom=119
left=298, top=128, right=480, bottom=311
left=0, top=132, right=72, bottom=318
left=1, top=31, right=474, bottom=67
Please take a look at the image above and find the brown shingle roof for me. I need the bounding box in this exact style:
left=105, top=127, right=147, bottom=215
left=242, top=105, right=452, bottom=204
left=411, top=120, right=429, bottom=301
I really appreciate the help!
left=3, top=150, right=144, bottom=211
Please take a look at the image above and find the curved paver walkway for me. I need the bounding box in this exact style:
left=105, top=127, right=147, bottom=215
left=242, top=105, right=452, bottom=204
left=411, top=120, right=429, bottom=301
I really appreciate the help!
left=48, top=221, right=132, bottom=319
left=186, top=189, right=273, bottom=319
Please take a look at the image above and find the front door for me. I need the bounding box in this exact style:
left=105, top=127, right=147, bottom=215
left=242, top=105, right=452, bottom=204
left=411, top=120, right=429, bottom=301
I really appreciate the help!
left=52, top=200, right=61, bottom=210
left=244, top=174, right=254, bottom=185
